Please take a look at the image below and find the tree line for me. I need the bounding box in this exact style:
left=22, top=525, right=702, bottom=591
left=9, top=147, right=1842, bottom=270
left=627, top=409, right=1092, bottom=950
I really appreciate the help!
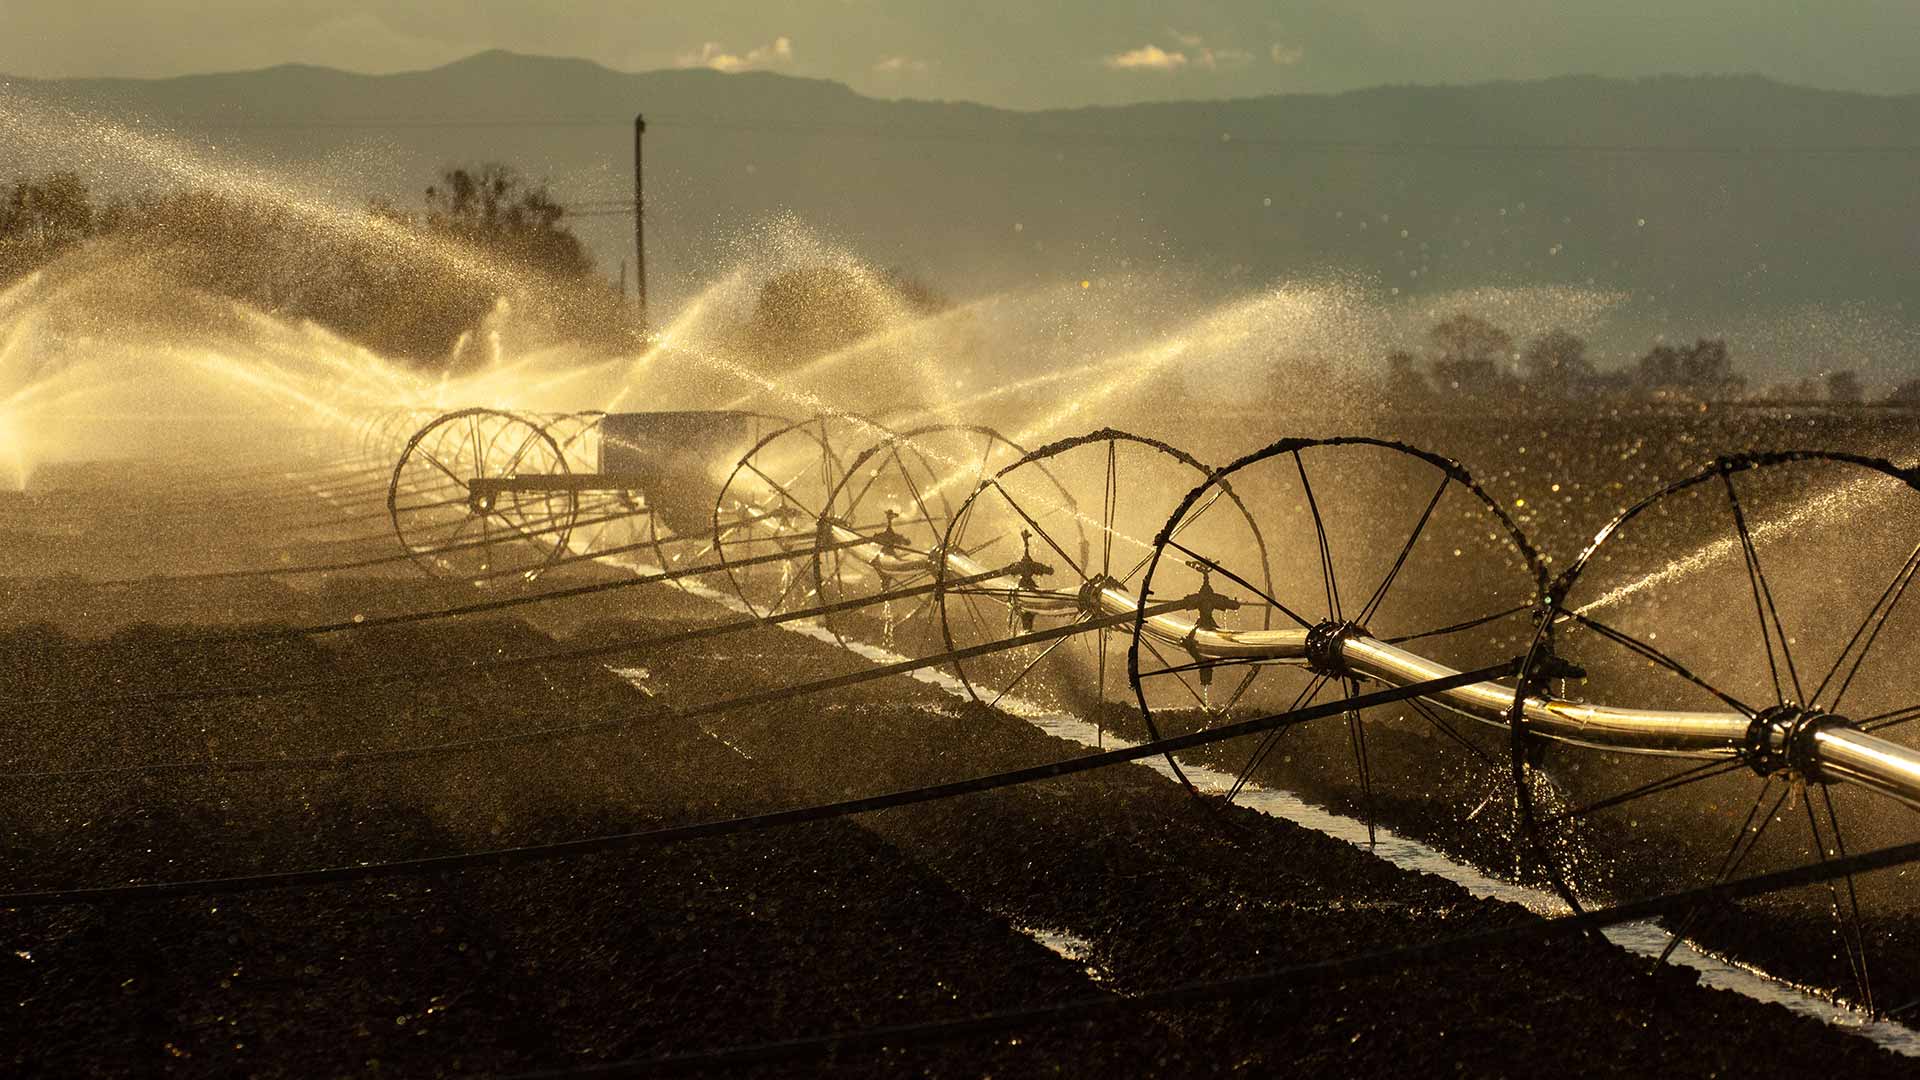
left=1386, top=312, right=1899, bottom=405
left=0, top=166, right=632, bottom=368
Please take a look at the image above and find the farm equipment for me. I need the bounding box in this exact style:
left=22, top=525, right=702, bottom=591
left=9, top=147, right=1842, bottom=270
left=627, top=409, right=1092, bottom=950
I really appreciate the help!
left=373, top=407, right=1920, bottom=1014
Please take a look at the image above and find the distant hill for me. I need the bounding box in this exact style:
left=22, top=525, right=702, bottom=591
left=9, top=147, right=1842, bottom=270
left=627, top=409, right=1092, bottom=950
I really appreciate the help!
left=7, top=51, right=1919, bottom=376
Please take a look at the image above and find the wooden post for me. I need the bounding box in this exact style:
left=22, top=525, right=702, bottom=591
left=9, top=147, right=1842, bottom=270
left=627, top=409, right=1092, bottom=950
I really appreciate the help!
left=633, top=114, right=647, bottom=325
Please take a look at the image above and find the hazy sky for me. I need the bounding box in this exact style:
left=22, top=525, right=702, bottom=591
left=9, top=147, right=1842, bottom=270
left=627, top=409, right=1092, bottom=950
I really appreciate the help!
left=1, top=1, right=1914, bottom=107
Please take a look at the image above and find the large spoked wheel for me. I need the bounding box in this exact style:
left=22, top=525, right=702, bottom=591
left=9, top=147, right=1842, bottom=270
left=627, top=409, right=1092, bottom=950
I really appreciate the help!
left=1516, top=450, right=1920, bottom=1015
left=936, top=430, right=1256, bottom=726
left=811, top=425, right=1035, bottom=654
left=547, top=410, right=608, bottom=474
left=712, top=415, right=856, bottom=618
left=539, top=410, right=649, bottom=563
left=387, top=407, right=577, bottom=585
left=1129, top=437, right=1545, bottom=845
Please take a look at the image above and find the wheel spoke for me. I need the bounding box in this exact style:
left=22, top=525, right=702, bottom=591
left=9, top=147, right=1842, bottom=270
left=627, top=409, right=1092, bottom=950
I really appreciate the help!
left=478, top=506, right=492, bottom=572
left=894, top=595, right=936, bottom=631
left=468, top=416, right=485, bottom=480
left=1095, top=625, right=1110, bottom=723
left=1135, top=655, right=1268, bottom=681
left=1809, top=784, right=1875, bottom=1012
left=1406, top=697, right=1494, bottom=764
left=1722, top=472, right=1803, bottom=705
left=841, top=449, right=892, bottom=518
left=762, top=559, right=809, bottom=615
left=1218, top=665, right=1265, bottom=716
left=1118, top=486, right=1227, bottom=585
left=1358, top=474, right=1449, bottom=625
left=1102, top=438, right=1117, bottom=581
left=894, top=447, right=941, bottom=549
left=984, top=478, right=1086, bottom=581
left=1344, top=677, right=1376, bottom=847
left=416, top=510, right=476, bottom=554
left=1166, top=539, right=1313, bottom=630
left=986, top=623, right=1080, bottom=710
left=1568, top=611, right=1758, bottom=718
left=1820, top=537, right=1920, bottom=711
left=1139, top=635, right=1213, bottom=714
left=416, top=446, right=467, bottom=490
left=744, top=461, right=827, bottom=525
left=1654, top=778, right=1791, bottom=968
left=1537, top=757, right=1747, bottom=826
left=1382, top=604, right=1533, bottom=646
left=1294, top=449, right=1342, bottom=622
left=498, top=425, right=542, bottom=478
left=1861, top=703, right=1920, bottom=734
left=1226, top=672, right=1330, bottom=803
left=958, top=592, right=997, bottom=648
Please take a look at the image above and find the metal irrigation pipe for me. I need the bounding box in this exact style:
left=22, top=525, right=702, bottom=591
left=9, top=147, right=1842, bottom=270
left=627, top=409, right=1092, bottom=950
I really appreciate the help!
left=849, top=502, right=1920, bottom=813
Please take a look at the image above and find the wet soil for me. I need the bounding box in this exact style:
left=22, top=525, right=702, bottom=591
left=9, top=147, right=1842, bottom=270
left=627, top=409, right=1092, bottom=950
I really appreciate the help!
left=0, top=456, right=1915, bottom=1076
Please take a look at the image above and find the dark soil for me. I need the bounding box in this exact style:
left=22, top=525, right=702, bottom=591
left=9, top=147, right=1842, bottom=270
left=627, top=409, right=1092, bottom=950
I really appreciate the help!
left=1, top=454, right=1915, bottom=1076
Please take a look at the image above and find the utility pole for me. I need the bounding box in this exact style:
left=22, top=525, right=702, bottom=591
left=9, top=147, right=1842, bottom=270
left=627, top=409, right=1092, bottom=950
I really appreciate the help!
left=633, top=113, right=648, bottom=326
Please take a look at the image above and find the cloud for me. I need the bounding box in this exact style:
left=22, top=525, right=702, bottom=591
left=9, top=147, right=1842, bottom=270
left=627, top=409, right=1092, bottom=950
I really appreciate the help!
left=1104, top=44, right=1188, bottom=71
left=872, top=55, right=929, bottom=76
left=1271, top=42, right=1306, bottom=65
left=1108, top=35, right=1254, bottom=73
left=676, top=36, right=793, bottom=73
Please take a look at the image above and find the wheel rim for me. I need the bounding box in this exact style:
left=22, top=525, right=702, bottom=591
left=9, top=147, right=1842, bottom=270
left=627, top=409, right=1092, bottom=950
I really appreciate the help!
left=712, top=414, right=856, bottom=618
left=1517, top=450, right=1920, bottom=1014
left=387, top=407, right=577, bottom=585
left=937, top=430, right=1248, bottom=726
left=812, top=424, right=1035, bottom=654
left=1129, top=436, right=1544, bottom=846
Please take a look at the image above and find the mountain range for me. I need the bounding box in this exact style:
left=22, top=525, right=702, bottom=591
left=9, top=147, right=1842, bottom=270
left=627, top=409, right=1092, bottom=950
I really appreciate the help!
left=6, top=50, right=1917, bottom=377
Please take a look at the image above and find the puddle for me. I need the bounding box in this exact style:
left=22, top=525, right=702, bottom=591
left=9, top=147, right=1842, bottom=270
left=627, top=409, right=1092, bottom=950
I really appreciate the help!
left=1012, top=923, right=1109, bottom=984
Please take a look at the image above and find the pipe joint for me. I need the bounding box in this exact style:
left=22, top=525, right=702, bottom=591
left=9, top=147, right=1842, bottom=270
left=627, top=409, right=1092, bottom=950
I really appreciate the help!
left=1305, top=620, right=1364, bottom=678
left=1745, top=704, right=1853, bottom=781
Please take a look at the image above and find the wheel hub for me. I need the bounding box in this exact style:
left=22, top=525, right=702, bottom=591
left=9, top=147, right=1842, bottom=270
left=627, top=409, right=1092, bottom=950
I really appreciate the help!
left=1305, top=619, right=1366, bottom=678
left=1744, top=703, right=1850, bottom=780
